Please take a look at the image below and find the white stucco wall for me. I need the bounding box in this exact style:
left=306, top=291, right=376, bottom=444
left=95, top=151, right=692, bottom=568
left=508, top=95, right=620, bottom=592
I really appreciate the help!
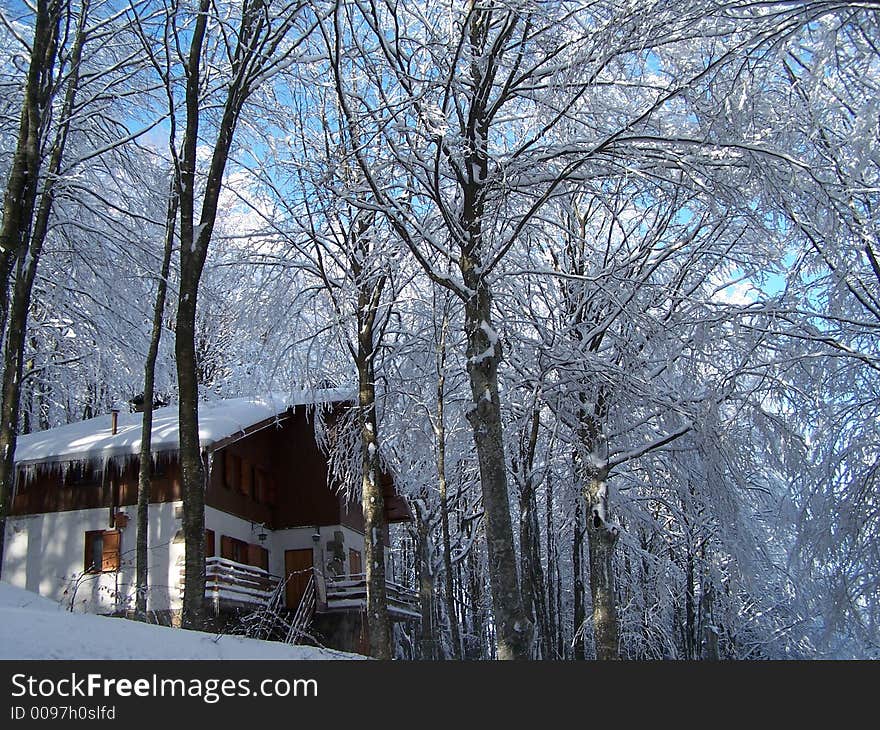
left=268, top=523, right=366, bottom=578
left=2, top=504, right=373, bottom=616
left=205, top=507, right=367, bottom=579
left=2, top=502, right=184, bottom=615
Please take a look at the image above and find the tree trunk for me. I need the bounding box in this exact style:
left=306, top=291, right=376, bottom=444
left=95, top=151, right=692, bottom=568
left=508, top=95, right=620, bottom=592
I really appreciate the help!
left=134, top=182, right=177, bottom=619
left=466, top=542, right=486, bottom=659
left=685, top=545, right=696, bottom=659
left=545, top=473, right=561, bottom=658
left=414, top=503, right=435, bottom=659
left=572, top=497, right=586, bottom=660
left=460, top=267, right=532, bottom=660
left=701, top=581, right=720, bottom=660
left=0, top=0, right=62, bottom=342
left=517, top=407, right=549, bottom=658
left=435, top=312, right=461, bottom=659
left=357, top=308, right=392, bottom=658
left=451, top=7, right=532, bottom=660
left=174, top=0, right=260, bottom=630
left=585, top=466, right=620, bottom=660
left=173, top=0, right=210, bottom=631
left=176, top=258, right=207, bottom=629
left=0, top=0, right=79, bottom=575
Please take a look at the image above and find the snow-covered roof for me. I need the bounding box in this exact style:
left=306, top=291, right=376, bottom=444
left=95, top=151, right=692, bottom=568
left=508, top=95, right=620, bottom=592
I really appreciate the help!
left=14, top=389, right=352, bottom=467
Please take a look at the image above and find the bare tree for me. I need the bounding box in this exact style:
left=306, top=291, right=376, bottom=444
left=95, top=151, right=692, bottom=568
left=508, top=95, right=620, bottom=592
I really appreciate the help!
left=134, top=180, right=177, bottom=619
left=140, top=0, right=309, bottom=629
left=0, top=0, right=80, bottom=571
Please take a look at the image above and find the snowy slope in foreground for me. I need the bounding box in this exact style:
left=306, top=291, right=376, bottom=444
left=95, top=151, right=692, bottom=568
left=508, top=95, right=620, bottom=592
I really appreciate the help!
left=0, top=582, right=358, bottom=660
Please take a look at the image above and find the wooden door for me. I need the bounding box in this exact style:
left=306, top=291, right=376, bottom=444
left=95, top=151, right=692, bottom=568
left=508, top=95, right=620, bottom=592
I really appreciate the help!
left=284, top=548, right=314, bottom=609
left=349, top=548, right=362, bottom=576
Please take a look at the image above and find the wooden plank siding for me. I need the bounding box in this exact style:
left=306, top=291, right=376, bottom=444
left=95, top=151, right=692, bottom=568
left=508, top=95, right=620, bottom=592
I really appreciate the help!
left=11, top=457, right=181, bottom=515
left=11, top=405, right=410, bottom=534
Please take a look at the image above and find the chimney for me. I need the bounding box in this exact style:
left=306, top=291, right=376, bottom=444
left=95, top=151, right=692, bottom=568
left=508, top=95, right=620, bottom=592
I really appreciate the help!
left=111, top=407, right=119, bottom=435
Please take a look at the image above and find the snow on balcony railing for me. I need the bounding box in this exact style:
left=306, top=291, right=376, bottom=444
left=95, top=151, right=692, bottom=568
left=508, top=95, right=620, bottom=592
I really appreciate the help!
left=322, top=572, right=420, bottom=620
left=179, top=556, right=281, bottom=609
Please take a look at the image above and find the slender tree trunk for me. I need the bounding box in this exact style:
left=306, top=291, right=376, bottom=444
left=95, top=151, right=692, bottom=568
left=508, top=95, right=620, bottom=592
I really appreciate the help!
left=517, top=407, right=549, bottom=658
left=0, top=0, right=79, bottom=574
left=414, top=503, right=435, bottom=659
left=0, top=0, right=62, bottom=341
left=685, top=546, right=696, bottom=659
left=357, top=305, right=392, bottom=658
left=175, top=0, right=258, bottom=629
left=701, top=581, right=719, bottom=660
left=435, top=312, right=461, bottom=659
left=0, top=256, right=41, bottom=571
left=585, top=466, right=620, bottom=660
left=525, top=500, right=550, bottom=656
left=546, top=473, right=561, bottom=658
left=176, top=257, right=207, bottom=629
left=572, top=497, right=586, bottom=660
left=467, top=542, right=485, bottom=659
left=135, top=183, right=177, bottom=619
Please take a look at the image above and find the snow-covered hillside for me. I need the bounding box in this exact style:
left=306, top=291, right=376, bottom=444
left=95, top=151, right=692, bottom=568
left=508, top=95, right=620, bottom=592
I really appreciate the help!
left=0, top=582, right=358, bottom=660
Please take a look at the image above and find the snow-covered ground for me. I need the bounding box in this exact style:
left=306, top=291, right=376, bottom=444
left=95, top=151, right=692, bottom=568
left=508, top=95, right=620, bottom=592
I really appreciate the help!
left=0, top=581, right=358, bottom=660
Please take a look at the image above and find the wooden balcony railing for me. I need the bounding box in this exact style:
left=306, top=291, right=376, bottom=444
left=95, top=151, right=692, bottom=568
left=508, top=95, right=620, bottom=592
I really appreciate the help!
left=180, top=556, right=281, bottom=610
left=179, top=559, right=419, bottom=622
left=320, top=572, right=420, bottom=620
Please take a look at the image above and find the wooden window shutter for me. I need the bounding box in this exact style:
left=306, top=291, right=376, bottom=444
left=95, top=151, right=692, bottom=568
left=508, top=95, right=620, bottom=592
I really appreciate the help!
left=224, top=452, right=240, bottom=490
left=255, top=469, right=266, bottom=503
left=102, top=530, right=120, bottom=572
left=232, top=539, right=246, bottom=564
left=247, top=543, right=268, bottom=570
left=205, top=529, right=215, bottom=557
left=220, top=535, right=234, bottom=560
left=240, top=459, right=252, bottom=497
left=252, top=466, right=261, bottom=503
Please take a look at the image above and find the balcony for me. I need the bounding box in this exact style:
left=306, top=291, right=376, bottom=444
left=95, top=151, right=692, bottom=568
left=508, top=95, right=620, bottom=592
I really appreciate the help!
left=319, top=572, right=420, bottom=620
left=180, top=559, right=419, bottom=621
left=179, top=557, right=280, bottom=611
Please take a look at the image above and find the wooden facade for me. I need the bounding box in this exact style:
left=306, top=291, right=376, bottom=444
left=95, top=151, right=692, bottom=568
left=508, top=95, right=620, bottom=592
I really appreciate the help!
left=11, top=456, right=181, bottom=517
left=11, top=405, right=410, bottom=531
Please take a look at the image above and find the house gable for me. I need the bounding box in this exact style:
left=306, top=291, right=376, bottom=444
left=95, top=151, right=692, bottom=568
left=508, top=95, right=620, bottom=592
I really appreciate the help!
left=12, top=396, right=409, bottom=530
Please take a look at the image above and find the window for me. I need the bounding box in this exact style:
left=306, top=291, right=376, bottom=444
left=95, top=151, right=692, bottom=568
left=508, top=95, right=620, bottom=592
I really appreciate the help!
left=220, top=535, right=248, bottom=564
left=220, top=535, right=269, bottom=570
left=84, top=530, right=120, bottom=573
left=205, top=529, right=215, bottom=558
left=255, top=469, right=278, bottom=507
left=247, top=543, right=269, bottom=572
left=224, top=451, right=241, bottom=491
left=151, top=457, right=168, bottom=478
left=239, top=458, right=253, bottom=499
left=65, top=462, right=97, bottom=488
